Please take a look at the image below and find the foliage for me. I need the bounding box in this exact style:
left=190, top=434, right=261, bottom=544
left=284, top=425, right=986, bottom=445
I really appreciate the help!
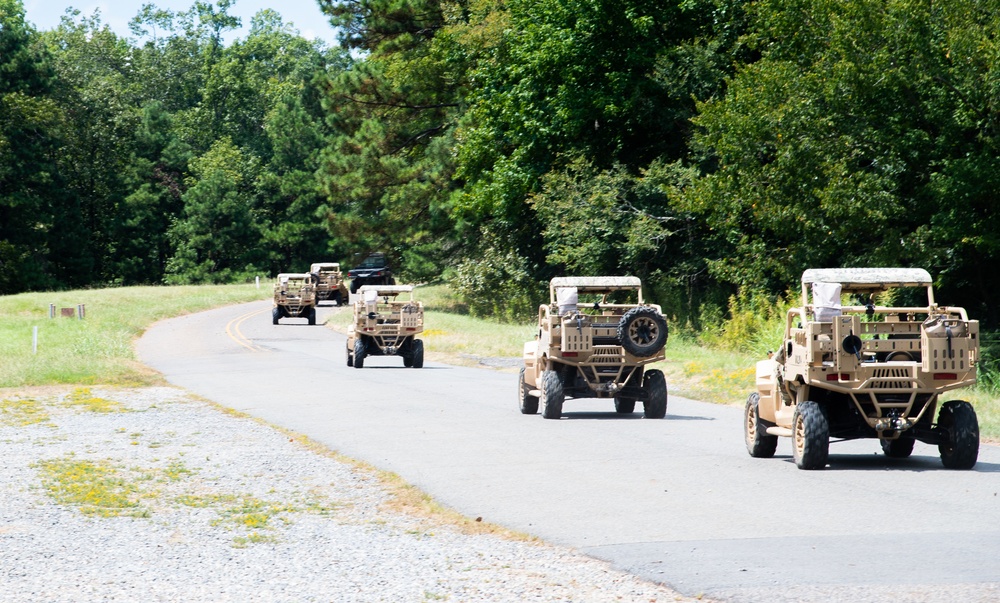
left=687, top=0, right=1000, bottom=326
left=450, top=234, right=543, bottom=322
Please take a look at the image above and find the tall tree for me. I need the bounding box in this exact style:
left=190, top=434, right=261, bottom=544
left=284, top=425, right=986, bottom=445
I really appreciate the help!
left=686, top=0, right=1000, bottom=323
left=317, top=0, right=463, bottom=281
left=0, top=0, right=67, bottom=293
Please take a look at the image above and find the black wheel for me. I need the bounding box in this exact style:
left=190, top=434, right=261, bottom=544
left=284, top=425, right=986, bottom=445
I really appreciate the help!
left=332, top=292, right=341, bottom=306
left=642, top=369, right=667, bottom=418
left=540, top=369, right=564, bottom=419
left=308, top=307, right=316, bottom=325
left=518, top=368, right=539, bottom=414
left=744, top=392, right=778, bottom=458
left=353, top=338, right=366, bottom=369
left=617, top=307, right=668, bottom=358
left=938, top=400, right=979, bottom=469
left=792, top=401, right=829, bottom=470
left=880, top=437, right=915, bottom=458
left=403, top=351, right=413, bottom=368
left=272, top=307, right=280, bottom=325
left=614, top=398, right=635, bottom=414
left=411, top=339, right=424, bottom=368
left=350, top=280, right=359, bottom=294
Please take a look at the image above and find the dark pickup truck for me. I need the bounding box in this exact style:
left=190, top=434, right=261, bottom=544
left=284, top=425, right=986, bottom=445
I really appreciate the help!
left=348, top=252, right=394, bottom=293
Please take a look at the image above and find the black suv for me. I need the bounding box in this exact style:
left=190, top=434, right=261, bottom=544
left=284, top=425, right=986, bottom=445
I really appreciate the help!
left=348, top=252, right=394, bottom=293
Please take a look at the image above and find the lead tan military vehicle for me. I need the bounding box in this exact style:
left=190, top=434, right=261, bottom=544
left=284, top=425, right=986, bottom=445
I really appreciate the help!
left=745, top=268, right=980, bottom=470
left=272, top=273, right=317, bottom=325
left=309, top=262, right=348, bottom=306
left=520, top=276, right=669, bottom=419
left=346, top=285, right=424, bottom=368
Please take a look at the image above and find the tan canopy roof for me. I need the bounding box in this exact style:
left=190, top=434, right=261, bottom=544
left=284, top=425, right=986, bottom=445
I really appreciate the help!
left=801, top=268, right=932, bottom=287
left=549, top=276, right=642, bottom=290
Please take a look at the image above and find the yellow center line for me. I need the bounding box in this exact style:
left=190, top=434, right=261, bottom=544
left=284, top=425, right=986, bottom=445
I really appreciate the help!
left=226, top=308, right=269, bottom=352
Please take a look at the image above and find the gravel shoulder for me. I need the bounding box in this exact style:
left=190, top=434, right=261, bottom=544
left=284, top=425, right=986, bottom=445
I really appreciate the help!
left=1, top=385, right=699, bottom=602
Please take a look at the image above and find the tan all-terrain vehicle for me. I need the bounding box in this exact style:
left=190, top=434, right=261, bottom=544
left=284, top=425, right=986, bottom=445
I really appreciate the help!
left=309, top=262, right=349, bottom=306
left=346, top=285, right=424, bottom=368
left=272, top=273, right=317, bottom=325
left=746, top=268, right=980, bottom=470
left=520, top=276, right=669, bottom=419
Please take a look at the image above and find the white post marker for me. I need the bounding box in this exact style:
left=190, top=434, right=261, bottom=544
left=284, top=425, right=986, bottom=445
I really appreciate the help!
left=33, top=326, right=38, bottom=354
left=256, top=276, right=260, bottom=289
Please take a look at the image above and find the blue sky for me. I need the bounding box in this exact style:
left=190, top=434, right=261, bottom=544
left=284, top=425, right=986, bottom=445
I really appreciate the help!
left=23, top=0, right=339, bottom=44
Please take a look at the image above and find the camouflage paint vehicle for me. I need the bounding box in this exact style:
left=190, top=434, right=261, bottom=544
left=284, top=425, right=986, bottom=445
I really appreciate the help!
left=746, top=268, right=980, bottom=469
left=309, top=262, right=348, bottom=306
left=346, top=285, right=424, bottom=368
left=272, top=273, right=317, bottom=325
left=520, top=276, right=668, bottom=419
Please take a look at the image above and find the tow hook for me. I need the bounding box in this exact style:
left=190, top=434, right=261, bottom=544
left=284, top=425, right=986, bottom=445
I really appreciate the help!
left=598, top=382, right=621, bottom=394
left=875, top=417, right=912, bottom=432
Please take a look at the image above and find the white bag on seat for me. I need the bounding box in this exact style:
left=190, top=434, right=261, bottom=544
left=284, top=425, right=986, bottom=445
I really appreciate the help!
left=556, top=287, right=578, bottom=315
left=812, top=282, right=842, bottom=322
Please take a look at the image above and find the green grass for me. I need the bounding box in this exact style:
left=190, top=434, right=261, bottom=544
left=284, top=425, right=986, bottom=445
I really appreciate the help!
left=0, top=283, right=270, bottom=388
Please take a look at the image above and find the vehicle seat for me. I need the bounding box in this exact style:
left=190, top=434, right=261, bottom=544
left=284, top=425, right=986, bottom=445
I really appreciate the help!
left=556, top=287, right=578, bottom=316
left=812, top=282, right=842, bottom=322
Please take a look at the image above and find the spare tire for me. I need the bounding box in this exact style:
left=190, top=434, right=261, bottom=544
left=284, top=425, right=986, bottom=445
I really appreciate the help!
left=617, top=306, right=668, bottom=358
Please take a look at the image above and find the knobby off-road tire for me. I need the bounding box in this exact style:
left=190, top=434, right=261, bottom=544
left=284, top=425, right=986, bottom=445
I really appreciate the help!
left=792, top=401, right=829, bottom=470
left=403, top=339, right=414, bottom=367
left=744, top=392, right=778, bottom=458
left=518, top=368, right=539, bottom=415
left=353, top=338, right=366, bottom=369
left=881, top=437, right=915, bottom=458
left=308, top=307, right=316, bottom=326
left=346, top=348, right=353, bottom=367
left=938, top=400, right=979, bottom=469
left=411, top=339, right=424, bottom=369
left=617, top=307, right=668, bottom=358
left=272, top=307, right=281, bottom=325
left=540, top=370, right=564, bottom=420
left=614, top=398, right=636, bottom=414
left=642, top=370, right=667, bottom=419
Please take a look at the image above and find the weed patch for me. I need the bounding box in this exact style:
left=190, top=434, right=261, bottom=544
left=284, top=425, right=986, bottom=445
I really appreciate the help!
left=0, top=397, right=52, bottom=427
left=62, top=387, right=128, bottom=413
left=35, top=455, right=151, bottom=518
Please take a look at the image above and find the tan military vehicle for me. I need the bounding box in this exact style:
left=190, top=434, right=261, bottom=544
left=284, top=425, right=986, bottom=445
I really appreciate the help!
left=272, top=273, right=317, bottom=325
left=346, top=285, right=424, bottom=368
left=746, top=268, right=980, bottom=470
left=520, top=276, right=668, bottom=419
left=309, top=262, right=349, bottom=306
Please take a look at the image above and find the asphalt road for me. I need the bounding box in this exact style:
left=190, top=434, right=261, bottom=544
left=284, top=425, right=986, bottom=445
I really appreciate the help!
left=136, top=300, right=1000, bottom=602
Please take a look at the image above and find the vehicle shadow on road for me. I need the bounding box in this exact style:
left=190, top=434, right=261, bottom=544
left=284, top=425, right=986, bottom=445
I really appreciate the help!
left=777, top=455, right=1000, bottom=473
left=560, top=412, right=647, bottom=420
left=352, top=366, right=451, bottom=370
left=558, top=412, right=715, bottom=421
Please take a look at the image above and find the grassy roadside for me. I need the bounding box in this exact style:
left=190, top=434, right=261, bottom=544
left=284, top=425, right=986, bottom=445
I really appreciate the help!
left=0, top=284, right=270, bottom=388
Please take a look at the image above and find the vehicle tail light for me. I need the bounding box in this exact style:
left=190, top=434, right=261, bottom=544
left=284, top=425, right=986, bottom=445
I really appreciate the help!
left=563, top=352, right=578, bottom=357
left=826, top=373, right=850, bottom=381
left=933, top=373, right=958, bottom=380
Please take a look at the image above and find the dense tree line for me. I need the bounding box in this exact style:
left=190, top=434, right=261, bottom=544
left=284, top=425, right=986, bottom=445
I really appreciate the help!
left=0, top=0, right=347, bottom=291
left=4, top=0, right=1000, bottom=329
